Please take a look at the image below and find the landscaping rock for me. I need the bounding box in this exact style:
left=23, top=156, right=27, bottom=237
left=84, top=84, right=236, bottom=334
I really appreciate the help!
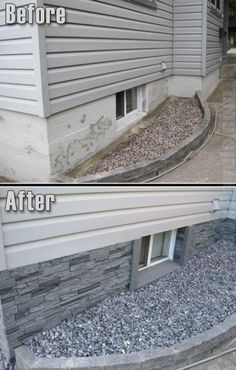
left=81, top=97, right=203, bottom=175
left=24, top=240, right=236, bottom=359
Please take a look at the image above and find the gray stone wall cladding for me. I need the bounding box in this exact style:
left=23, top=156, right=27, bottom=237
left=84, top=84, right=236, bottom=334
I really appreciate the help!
left=0, top=298, right=10, bottom=362
left=223, top=218, right=236, bottom=243
left=0, top=242, right=133, bottom=356
left=187, top=219, right=224, bottom=252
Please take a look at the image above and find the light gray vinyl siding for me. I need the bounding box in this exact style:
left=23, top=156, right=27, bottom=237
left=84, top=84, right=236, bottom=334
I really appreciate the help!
left=173, top=0, right=203, bottom=76
left=0, top=1, right=41, bottom=115
left=206, top=0, right=223, bottom=74
left=0, top=186, right=233, bottom=270
left=44, top=0, right=174, bottom=115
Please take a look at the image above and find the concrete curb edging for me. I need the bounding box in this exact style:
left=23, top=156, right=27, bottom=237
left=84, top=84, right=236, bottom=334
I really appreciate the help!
left=53, top=92, right=214, bottom=183
left=15, top=314, right=236, bottom=370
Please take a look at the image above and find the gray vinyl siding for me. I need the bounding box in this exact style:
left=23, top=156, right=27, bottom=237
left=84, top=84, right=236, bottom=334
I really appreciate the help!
left=44, top=0, right=174, bottom=115
left=173, top=0, right=203, bottom=76
left=0, top=187, right=233, bottom=270
left=206, top=0, right=223, bottom=74
left=0, top=1, right=40, bottom=115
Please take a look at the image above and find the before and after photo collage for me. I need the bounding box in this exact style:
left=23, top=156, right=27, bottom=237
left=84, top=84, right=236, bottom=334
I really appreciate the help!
left=0, top=1, right=236, bottom=369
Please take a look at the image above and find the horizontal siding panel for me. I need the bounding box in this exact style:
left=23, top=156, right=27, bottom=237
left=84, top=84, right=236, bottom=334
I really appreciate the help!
left=206, top=2, right=223, bottom=75
left=0, top=55, right=34, bottom=70
left=46, top=39, right=173, bottom=53
left=3, top=201, right=231, bottom=246
left=173, top=0, right=203, bottom=76
left=50, top=70, right=172, bottom=114
left=48, top=56, right=173, bottom=84
left=0, top=190, right=232, bottom=223
left=4, top=210, right=229, bottom=269
left=45, top=24, right=173, bottom=40
left=0, top=5, right=40, bottom=115
left=0, top=84, right=37, bottom=100
left=45, top=0, right=174, bottom=114
left=47, top=49, right=173, bottom=68
left=49, top=64, right=172, bottom=99
left=0, top=96, right=38, bottom=115
left=0, top=70, right=35, bottom=85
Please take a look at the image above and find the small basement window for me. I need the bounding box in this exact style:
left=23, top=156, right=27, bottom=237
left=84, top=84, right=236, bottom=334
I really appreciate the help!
left=116, top=87, right=138, bottom=120
left=139, top=230, right=177, bottom=270
left=210, top=0, right=221, bottom=10
left=130, top=227, right=190, bottom=290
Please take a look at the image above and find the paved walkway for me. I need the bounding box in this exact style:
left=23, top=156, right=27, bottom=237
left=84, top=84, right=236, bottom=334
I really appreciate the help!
left=154, top=55, right=236, bottom=184
left=191, top=339, right=236, bottom=370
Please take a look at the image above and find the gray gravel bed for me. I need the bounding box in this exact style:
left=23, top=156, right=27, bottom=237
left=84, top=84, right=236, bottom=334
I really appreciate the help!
left=25, top=240, right=236, bottom=359
left=83, top=97, right=203, bottom=175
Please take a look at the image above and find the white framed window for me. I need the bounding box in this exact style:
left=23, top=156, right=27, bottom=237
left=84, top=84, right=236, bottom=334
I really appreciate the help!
left=116, top=87, right=142, bottom=120
left=139, top=230, right=177, bottom=271
left=210, top=0, right=221, bottom=10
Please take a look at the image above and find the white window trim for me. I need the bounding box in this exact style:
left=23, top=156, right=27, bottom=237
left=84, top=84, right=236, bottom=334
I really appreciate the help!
left=116, top=86, right=142, bottom=122
left=139, top=230, right=177, bottom=271
left=209, top=0, right=223, bottom=14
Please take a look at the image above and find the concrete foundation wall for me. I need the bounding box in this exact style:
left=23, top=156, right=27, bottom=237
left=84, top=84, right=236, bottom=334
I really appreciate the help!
left=0, top=110, right=51, bottom=182
left=202, top=68, right=220, bottom=99
left=168, top=76, right=202, bottom=98
left=48, top=95, right=116, bottom=175
left=0, top=242, right=132, bottom=356
left=168, top=68, right=220, bottom=99
left=145, top=78, right=169, bottom=113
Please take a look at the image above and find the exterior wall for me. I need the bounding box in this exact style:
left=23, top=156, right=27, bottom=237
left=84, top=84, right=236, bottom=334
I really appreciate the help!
left=48, top=78, right=167, bottom=175
left=228, top=189, right=236, bottom=220
left=0, top=242, right=132, bottom=356
left=0, top=0, right=47, bottom=117
left=222, top=218, right=236, bottom=243
left=173, top=0, right=204, bottom=76
left=168, top=75, right=202, bottom=97
left=0, top=110, right=51, bottom=182
left=0, top=298, right=9, bottom=363
left=206, top=0, right=224, bottom=75
left=48, top=94, right=117, bottom=175
left=201, top=67, right=220, bottom=98
left=1, top=217, right=235, bottom=357
left=145, top=78, right=169, bottom=112
left=44, top=0, right=173, bottom=115
left=0, top=187, right=233, bottom=271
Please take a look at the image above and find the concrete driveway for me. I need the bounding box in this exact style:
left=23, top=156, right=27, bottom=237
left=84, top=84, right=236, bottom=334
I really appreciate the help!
left=154, top=55, right=236, bottom=184
left=192, top=339, right=236, bottom=370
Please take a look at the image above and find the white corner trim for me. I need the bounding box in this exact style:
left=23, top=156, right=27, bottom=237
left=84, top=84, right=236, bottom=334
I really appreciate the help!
left=32, top=0, right=50, bottom=118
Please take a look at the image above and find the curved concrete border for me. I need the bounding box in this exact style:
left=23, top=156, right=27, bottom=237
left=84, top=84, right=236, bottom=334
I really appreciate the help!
left=15, top=314, right=236, bottom=370
left=53, top=92, right=214, bottom=183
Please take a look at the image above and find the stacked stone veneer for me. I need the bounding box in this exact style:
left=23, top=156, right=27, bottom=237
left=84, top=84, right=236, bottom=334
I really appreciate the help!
left=0, top=242, right=133, bottom=357
left=188, top=218, right=236, bottom=252
left=0, top=297, right=9, bottom=363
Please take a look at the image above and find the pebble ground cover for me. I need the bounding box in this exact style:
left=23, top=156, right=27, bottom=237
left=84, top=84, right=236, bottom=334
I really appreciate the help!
left=23, top=239, right=236, bottom=360
left=81, top=97, right=203, bottom=175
